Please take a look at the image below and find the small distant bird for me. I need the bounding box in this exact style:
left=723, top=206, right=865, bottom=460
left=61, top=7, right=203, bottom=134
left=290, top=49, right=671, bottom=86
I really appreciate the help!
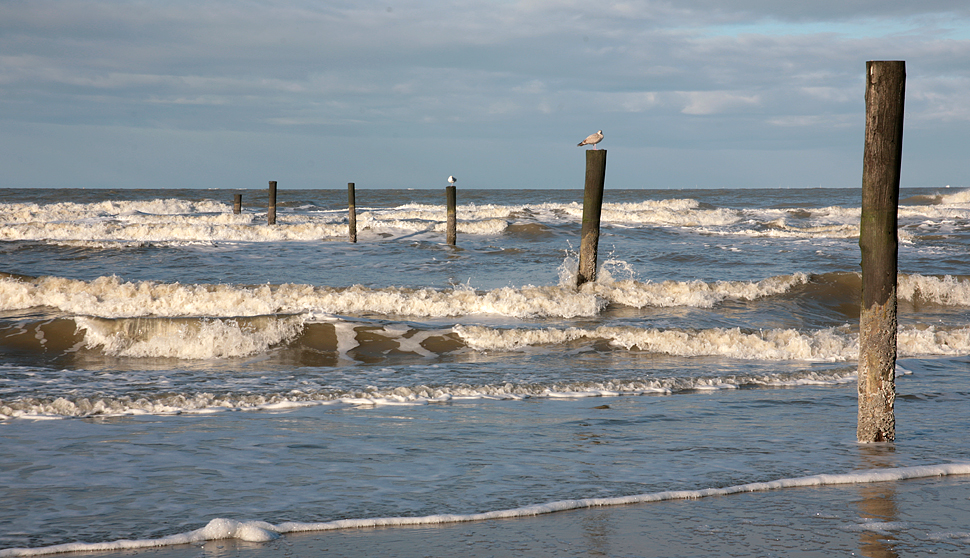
left=448, top=176, right=457, bottom=185
left=577, top=130, right=604, bottom=149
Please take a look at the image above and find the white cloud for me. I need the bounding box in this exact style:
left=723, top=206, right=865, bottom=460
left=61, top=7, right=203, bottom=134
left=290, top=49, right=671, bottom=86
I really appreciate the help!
left=799, top=86, right=854, bottom=103
left=1, top=0, right=969, bottom=188
left=681, top=91, right=761, bottom=115
left=513, top=80, right=547, bottom=94
left=766, top=114, right=855, bottom=127
left=595, top=92, right=660, bottom=113
left=910, top=89, right=970, bottom=122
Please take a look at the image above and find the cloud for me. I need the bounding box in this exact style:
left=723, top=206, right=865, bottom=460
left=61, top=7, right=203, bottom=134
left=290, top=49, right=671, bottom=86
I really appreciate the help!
left=1, top=0, right=969, bottom=189
left=766, top=114, right=855, bottom=128
left=680, top=91, right=761, bottom=115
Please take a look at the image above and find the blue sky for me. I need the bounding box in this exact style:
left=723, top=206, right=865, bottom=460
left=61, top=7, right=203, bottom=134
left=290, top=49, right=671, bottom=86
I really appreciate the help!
left=2, top=0, right=969, bottom=190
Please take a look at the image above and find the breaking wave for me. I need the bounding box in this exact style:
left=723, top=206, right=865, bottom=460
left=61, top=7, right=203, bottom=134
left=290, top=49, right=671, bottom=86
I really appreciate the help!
left=0, top=367, right=862, bottom=420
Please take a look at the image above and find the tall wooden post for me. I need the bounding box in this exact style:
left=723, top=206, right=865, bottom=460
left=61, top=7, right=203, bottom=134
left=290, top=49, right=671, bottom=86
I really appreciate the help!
left=858, top=61, right=905, bottom=443
left=446, top=185, right=457, bottom=246
left=233, top=193, right=242, bottom=215
left=348, top=182, right=357, bottom=243
left=577, top=149, right=607, bottom=286
left=267, top=181, right=277, bottom=225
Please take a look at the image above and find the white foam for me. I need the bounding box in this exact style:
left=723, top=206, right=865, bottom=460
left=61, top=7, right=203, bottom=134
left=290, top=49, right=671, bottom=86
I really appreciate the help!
left=0, top=276, right=607, bottom=319
left=454, top=323, right=970, bottom=361
left=592, top=200, right=745, bottom=228
left=937, top=188, right=970, bottom=206
left=0, top=518, right=278, bottom=557
left=586, top=272, right=810, bottom=308
left=455, top=324, right=857, bottom=361
left=0, top=271, right=823, bottom=321
left=75, top=315, right=306, bottom=359
left=0, top=368, right=860, bottom=420
left=898, top=325, right=970, bottom=356
left=5, top=192, right=970, bottom=246
left=0, top=199, right=229, bottom=224
left=278, top=463, right=970, bottom=532
left=694, top=216, right=863, bottom=239
left=3, top=464, right=967, bottom=557
left=389, top=327, right=437, bottom=357
left=332, top=320, right=362, bottom=360
left=433, top=218, right=509, bottom=235
left=899, top=274, right=970, bottom=306
left=5, top=274, right=967, bottom=365
left=0, top=197, right=521, bottom=244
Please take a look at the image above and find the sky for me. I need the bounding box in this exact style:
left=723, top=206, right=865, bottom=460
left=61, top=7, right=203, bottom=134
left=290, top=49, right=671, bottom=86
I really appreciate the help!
left=2, top=0, right=969, bottom=190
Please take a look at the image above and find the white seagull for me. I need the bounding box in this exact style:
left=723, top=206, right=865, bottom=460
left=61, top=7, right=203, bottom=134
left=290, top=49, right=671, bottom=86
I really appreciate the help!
left=577, top=130, right=604, bottom=149
left=448, top=176, right=457, bottom=185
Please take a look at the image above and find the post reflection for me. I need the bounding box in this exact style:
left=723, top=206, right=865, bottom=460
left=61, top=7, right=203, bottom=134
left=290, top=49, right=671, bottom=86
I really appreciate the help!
left=855, top=445, right=899, bottom=558
left=581, top=511, right=612, bottom=556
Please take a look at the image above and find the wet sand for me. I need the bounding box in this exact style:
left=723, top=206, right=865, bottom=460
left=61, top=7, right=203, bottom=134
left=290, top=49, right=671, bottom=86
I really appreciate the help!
left=88, top=475, right=970, bottom=558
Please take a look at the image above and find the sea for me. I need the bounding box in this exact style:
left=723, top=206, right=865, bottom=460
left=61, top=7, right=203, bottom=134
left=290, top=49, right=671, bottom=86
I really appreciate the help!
left=1, top=186, right=969, bottom=557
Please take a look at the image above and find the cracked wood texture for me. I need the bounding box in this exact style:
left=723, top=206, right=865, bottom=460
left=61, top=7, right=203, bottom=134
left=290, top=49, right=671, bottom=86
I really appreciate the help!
left=858, top=61, right=905, bottom=443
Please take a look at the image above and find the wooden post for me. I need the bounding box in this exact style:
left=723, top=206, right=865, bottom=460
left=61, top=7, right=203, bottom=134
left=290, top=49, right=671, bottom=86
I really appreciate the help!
left=267, top=181, right=277, bottom=225
left=233, top=194, right=242, bottom=215
left=348, top=182, right=357, bottom=243
left=858, top=60, right=905, bottom=443
left=577, top=149, right=607, bottom=287
left=446, top=185, right=457, bottom=246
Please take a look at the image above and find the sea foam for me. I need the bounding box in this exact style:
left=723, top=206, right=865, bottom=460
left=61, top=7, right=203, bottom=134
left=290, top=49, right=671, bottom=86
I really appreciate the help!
left=0, top=366, right=863, bottom=420
left=0, top=272, right=827, bottom=320
left=2, top=464, right=967, bottom=557
left=454, top=323, right=970, bottom=360
left=585, top=272, right=809, bottom=308
left=899, top=273, right=970, bottom=306
left=4, top=192, right=970, bottom=248
left=76, top=314, right=306, bottom=359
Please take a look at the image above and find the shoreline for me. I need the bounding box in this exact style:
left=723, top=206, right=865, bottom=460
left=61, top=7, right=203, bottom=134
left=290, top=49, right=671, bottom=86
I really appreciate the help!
left=5, top=466, right=970, bottom=558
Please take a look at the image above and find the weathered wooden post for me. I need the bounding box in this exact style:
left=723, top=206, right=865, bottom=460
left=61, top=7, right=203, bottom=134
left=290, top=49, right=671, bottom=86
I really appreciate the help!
left=233, top=193, right=242, bottom=215
left=446, top=185, right=457, bottom=246
left=577, top=149, right=607, bottom=287
left=348, top=182, right=357, bottom=243
left=858, top=60, right=905, bottom=443
left=267, top=181, right=277, bottom=225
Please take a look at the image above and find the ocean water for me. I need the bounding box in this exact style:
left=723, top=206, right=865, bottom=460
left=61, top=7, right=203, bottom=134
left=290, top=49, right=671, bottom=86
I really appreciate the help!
left=1, top=186, right=969, bottom=556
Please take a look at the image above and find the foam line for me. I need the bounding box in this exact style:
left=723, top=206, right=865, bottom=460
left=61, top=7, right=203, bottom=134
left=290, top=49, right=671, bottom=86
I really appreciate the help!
left=278, top=463, right=970, bottom=532
left=0, top=369, right=860, bottom=420
left=3, top=464, right=968, bottom=556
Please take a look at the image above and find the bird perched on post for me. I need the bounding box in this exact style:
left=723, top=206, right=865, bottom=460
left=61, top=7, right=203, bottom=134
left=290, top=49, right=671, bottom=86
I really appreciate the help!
left=448, top=176, right=457, bottom=185
left=577, top=130, right=604, bottom=149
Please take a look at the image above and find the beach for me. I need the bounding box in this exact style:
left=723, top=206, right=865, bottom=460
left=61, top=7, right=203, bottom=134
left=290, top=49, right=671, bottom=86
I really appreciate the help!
left=141, top=477, right=970, bottom=558
left=16, top=472, right=970, bottom=557
left=2, top=187, right=969, bottom=557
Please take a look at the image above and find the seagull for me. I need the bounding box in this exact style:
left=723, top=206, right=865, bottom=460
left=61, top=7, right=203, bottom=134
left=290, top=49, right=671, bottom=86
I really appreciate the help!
left=577, top=130, right=604, bottom=149
left=448, top=176, right=457, bottom=185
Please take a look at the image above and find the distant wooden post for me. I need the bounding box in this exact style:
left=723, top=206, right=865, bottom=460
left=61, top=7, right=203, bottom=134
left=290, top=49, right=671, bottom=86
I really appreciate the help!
left=233, top=194, right=242, bottom=215
left=268, top=181, right=277, bottom=225
left=858, top=60, right=905, bottom=443
left=446, top=185, right=457, bottom=245
left=348, top=182, right=357, bottom=243
left=577, top=149, right=607, bottom=286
